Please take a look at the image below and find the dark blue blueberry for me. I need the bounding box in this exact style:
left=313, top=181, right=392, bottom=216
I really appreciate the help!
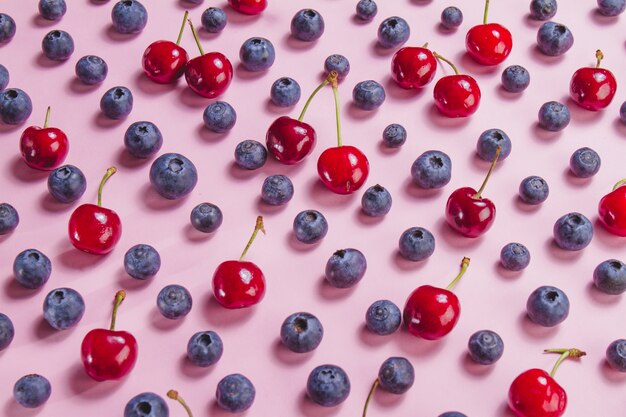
left=467, top=330, right=504, bottom=365
left=124, top=244, right=161, bottom=280
left=0, top=203, right=19, bottom=234
left=157, top=284, right=192, bottom=320
left=291, top=9, right=325, bottom=42
left=620, top=101, right=626, bottom=124
left=538, top=101, right=570, bottom=131
left=411, top=150, right=452, bottom=189
left=187, top=330, right=223, bottom=367
left=271, top=77, right=301, bottom=107
left=606, top=339, right=626, bottom=372
left=280, top=312, right=324, bottom=353
left=216, top=374, right=255, bottom=412
left=0, top=313, right=15, bottom=350
left=41, top=30, right=74, bottom=61
left=378, top=357, right=414, bottom=394
left=190, top=202, right=223, bottom=233
left=441, top=6, right=463, bottom=29
left=353, top=80, right=385, bottom=110
left=293, top=210, right=328, bottom=244
left=526, top=285, right=569, bottom=327
left=0, top=88, right=33, bottom=125
left=398, top=227, right=435, bottom=262
left=325, top=248, right=367, bottom=288
left=476, top=128, right=512, bottom=161
left=234, top=140, right=267, bottom=170
left=356, top=0, right=378, bottom=21
left=100, top=86, right=133, bottom=119
left=500, top=242, right=531, bottom=271
left=39, top=0, right=67, bottom=21
left=537, top=22, right=574, bottom=56
left=111, top=0, right=148, bottom=34
left=261, top=174, right=294, bottom=205
left=501, top=65, right=530, bottom=93
left=439, top=412, right=468, bottom=417
left=239, top=37, right=275, bottom=72
left=124, top=121, right=163, bottom=158
left=519, top=175, right=549, bottom=205
left=75, top=55, right=108, bottom=85
left=47, top=165, right=87, bottom=203
left=13, top=374, right=51, bottom=408
left=0, top=64, right=8, bottom=91
left=149, top=153, right=198, bottom=199
left=0, top=13, right=16, bottom=43
left=43, top=287, right=85, bottom=330
left=361, top=184, right=392, bottom=217
left=365, top=299, right=401, bottom=335
left=593, top=259, right=626, bottom=295
left=203, top=101, right=236, bottom=133
left=13, top=249, right=52, bottom=289
left=124, top=392, right=169, bottom=417
left=324, top=54, right=350, bottom=79
left=530, top=0, right=558, bottom=20
left=382, top=123, right=406, bottom=148
left=201, top=7, right=227, bottom=33
left=570, top=147, right=601, bottom=178
left=553, top=212, right=593, bottom=251
left=598, top=0, right=625, bottom=15
left=377, top=16, right=410, bottom=48
left=306, top=364, right=351, bottom=407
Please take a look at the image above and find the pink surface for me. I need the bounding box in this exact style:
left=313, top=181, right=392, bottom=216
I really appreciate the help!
left=1, top=0, right=626, bottom=416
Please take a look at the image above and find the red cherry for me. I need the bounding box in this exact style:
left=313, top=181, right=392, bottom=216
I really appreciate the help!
left=167, top=390, right=193, bottom=416
left=141, top=11, right=190, bottom=84
left=391, top=44, right=438, bottom=89
left=68, top=167, right=122, bottom=255
left=266, top=117, right=316, bottom=164
left=432, top=53, right=481, bottom=117
left=19, top=106, right=69, bottom=171
left=213, top=216, right=266, bottom=309
left=570, top=50, right=617, bottom=111
left=445, top=146, right=501, bottom=238
left=598, top=179, right=626, bottom=236
left=228, top=0, right=267, bottom=15
left=81, top=291, right=138, bottom=381
left=465, top=0, right=512, bottom=65
left=403, top=257, right=470, bottom=340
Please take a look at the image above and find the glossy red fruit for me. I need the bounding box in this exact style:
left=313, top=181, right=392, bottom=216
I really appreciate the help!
left=598, top=179, right=626, bottom=236
left=569, top=50, right=617, bottom=111
left=391, top=45, right=437, bottom=89
left=266, top=117, right=316, bottom=164
left=228, top=0, right=267, bottom=15
left=19, top=106, right=68, bottom=171
left=433, top=74, right=481, bottom=117
left=141, top=11, right=189, bottom=84
left=465, top=0, right=512, bottom=65
left=317, top=146, right=369, bottom=194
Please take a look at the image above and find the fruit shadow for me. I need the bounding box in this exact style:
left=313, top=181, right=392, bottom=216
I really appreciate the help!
left=209, top=400, right=251, bottom=417
left=222, top=5, right=263, bottom=25
left=377, top=141, right=402, bottom=156
left=201, top=293, right=255, bottom=326
left=178, top=87, right=209, bottom=109
left=599, top=359, right=626, bottom=384
left=58, top=247, right=109, bottom=269
left=286, top=232, right=322, bottom=253
left=512, top=195, right=542, bottom=214
left=436, top=218, right=484, bottom=250
left=265, top=98, right=295, bottom=115
left=34, top=317, right=76, bottom=342
left=495, top=84, right=524, bottom=102
left=517, top=312, right=559, bottom=340
left=34, top=52, right=66, bottom=69
left=358, top=323, right=394, bottom=348
left=256, top=196, right=288, bottom=215
left=31, top=14, right=58, bottom=28
left=589, top=8, right=620, bottom=26
left=317, top=277, right=357, bottom=301
left=350, top=14, right=371, bottom=26
left=273, top=338, right=314, bottom=365
left=11, top=156, right=49, bottom=183
left=460, top=351, right=495, bottom=377
left=593, top=218, right=626, bottom=249
left=92, top=111, right=126, bottom=129
left=235, top=63, right=268, bottom=82
left=89, top=0, right=109, bottom=5
left=370, top=39, right=397, bottom=58
left=196, top=123, right=230, bottom=143
left=103, top=24, right=141, bottom=42
left=436, top=22, right=459, bottom=36
left=543, top=238, right=583, bottom=264
left=498, top=401, right=518, bottom=417
left=4, top=398, right=45, bottom=417
left=68, top=363, right=126, bottom=397
left=586, top=281, right=622, bottom=306
left=308, top=178, right=358, bottom=208
left=529, top=122, right=563, bottom=143
left=522, top=14, right=544, bottom=29
left=299, top=391, right=344, bottom=417
left=3, top=277, right=42, bottom=300
left=409, top=0, right=433, bottom=4
left=227, top=161, right=262, bottom=181
left=563, top=96, right=604, bottom=124
left=423, top=104, right=471, bottom=130
left=493, top=260, right=524, bottom=280
left=392, top=328, right=447, bottom=357
left=178, top=354, right=215, bottom=379
left=370, top=387, right=406, bottom=408
left=562, top=167, right=593, bottom=188
left=140, top=183, right=188, bottom=211
left=66, top=78, right=100, bottom=95
left=116, top=268, right=152, bottom=292
left=345, top=102, right=378, bottom=120
left=457, top=52, right=500, bottom=76
left=0, top=122, right=23, bottom=134
left=404, top=178, right=444, bottom=199
left=151, top=308, right=185, bottom=331
left=177, top=0, right=204, bottom=9
left=40, top=192, right=75, bottom=213
left=527, top=44, right=565, bottom=65
left=383, top=75, right=425, bottom=100
left=613, top=118, right=626, bottom=136
left=115, top=148, right=152, bottom=170
left=282, top=33, right=318, bottom=52
left=391, top=251, right=430, bottom=272
left=134, top=71, right=178, bottom=95
left=354, top=208, right=385, bottom=227
left=184, top=223, right=219, bottom=244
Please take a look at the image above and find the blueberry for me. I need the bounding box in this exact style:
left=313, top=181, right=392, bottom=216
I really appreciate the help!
left=280, top=312, right=324, bottom=353
left=378, top=357, right=414, bottom=394
left=353, top=80, right=385, bottom=110
left=190, top=202, right=223, bottom=233
left=0, top=203, right=19, bottom=234
left=526, top=285, right=569, bottom=327
left=306, top=364, right=351, bottom=407
left=203, top=101, right=236, bottom=133
left=356, top=0, right=378, bottom=21
left=157, top=284, right=192, bottom=320
left=382, top=123, right=407, bottom=148
left=39, top=0, right=67, bottom=21
left=598, top=0, right=626, bottom=15
left=377, top=16, right=410, bottom=48
left=0, top=313, right=15, bottom=350
left=500, top=242, right=531, bottom=271
left=467, top=330, right=504, bottom=364
left=398, top=226, right=435, bottom=262
left=270, top=77, right=301, bottom=107
left=216, top=374, right=255, bottom=412
left=124, top=244, right=161, bottom=280
left=43, top=287, right=85, bottom=330
left=361, top=184, right=392, bottom=217
left=519, top=175, right=549, bottom=204
left=293, top=210, right=328, bottom=244
left=201, top=7, right=227, bottom=33
left=620, top=101, right=626, bottom=124
left=111, top=0, right=148, bottom=34
left=13, top=374, right=51, bottom=408
left=530, top=0, right=558, bottom=20
left=536, top=22, right=574, bottom=56
left=100, top=86, right=133, bottom=119
left=441, top=6, right=463, bottom=29
left=239, top=37, right=275, bottom=72
left=365, top=299, right=401, bottom=335
left=606, top=339, right=626, bottom=371
left=0, top=64, right=8, bottom=91
left=439, top=412, right=468, bottom=417
left=13, top=249, right=52, bottom=289
left=187, top=330, right=223, bottom=367
left=501, top=65, right=530, bottom=93
left=0, top=13, right=16, bottom=43
left=0, top=88, right=33, bottom=125
left=476, top=128, right=512, bottom=161
left=593, top=259, right=626, bottom=295
left=291, top=9, right=325, bottom=42
left=324, top=54, right=350, bottom=79
left=47, top=165, right=87, bottom=204
left=411, top=150, right=452, bottom=189
left=261, top=174, right=294, bottom=205
left=41, top=30, right=74, bottom=61
left=325, top=248, right=367, bottom=288
left=538, top=101, right=570, bottom=131
left=149, top=153, right=198, bottom=199
left=75, top=55, right=108, bottom=85
left=234, top=140, right=267, bottom=170
left=124, top=121, right=163, bottom=158
left=553, top=212, right=593, bottom=251
left=569, top=147, right=601, bottom=178
left=124, top=392, right=169, bottom=417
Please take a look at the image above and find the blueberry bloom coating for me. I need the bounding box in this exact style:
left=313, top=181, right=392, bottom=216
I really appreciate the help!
left=526, top=285, right=570, bottom=327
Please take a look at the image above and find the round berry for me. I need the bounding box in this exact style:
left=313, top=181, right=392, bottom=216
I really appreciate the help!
left=13, top=249, right=52, bottom=289
left=325, top=248, right=367, bottom=288
left=439, top=413, right=468, bottom=417
left=124, top=121, right=163, bottom=158
left=75, top=55, right=108, bottom=85
left=377, top=16, right=410, bottom=48
left=500, top=242, right=531, bottom=271
left=187, top=330, right=223, bottom=367
left=43, top=287, right=85, bottom=330
left=529, top=0, right=558, bottom=20
left=306, top=364, right=351, bottom=407
left=280, top=312, right=324, bottom=353
left=149, top=153, right=198, bottom=199
left=190, top=202, right=223, bottom=233
left=293, top=210, right=328, bottom=244
left=382, top=123, right=407, bottom=148
left=0, top=313, right=15, bottom=350
left=261, top=174, right=294, bottom=205
left=501, top=65, right=530, bottom=93
left=0, top=203, right=19, bottom=234
left=620, top=101, right=626, bottom=124
left=124, top=392, right=169, bottom=417
left=353, top=80, right=386, bottom=110
left=361, top=184, right=392, bottom=217
left=536, top=22, right=574, bottom=56
left=467, top=330, right=504, bottom=365
left=0, top=13, right=16, bottom=44
left=606, top=339, right=626, bottom=372
left=519, top=176, right=549, bottom=205
left=411, top=150, right=452, bottom=189
left=270, top=77, right=301, bottom=107
left=597, top=0, right=626, bottom=16
left=365, top=299, right=401, bottom=335
left=526, top=285, right=570, bottom=327
left=593, top=259, right=626, bottom=295
left=398, top=227, right=435, bottom=262
left=216, top=374, right=256, bottom=413
left=0, top=64, right=9, bottom=91
left=441, top=6, right=463, bottom=29
left=41, top=30, right=74, bottom=61
left=234, top=140, right=267, bottom=170
left=239, top=37, right=275, bottom=72
left=553, top=212, right=593, bottom=251
left=538, top=101, right=570, bottom=131
left=157, top=284, right=193, bottom=319
left=356, top=0, right=378, bottom=21
left=203, top=101, right=236, bottom=133
left=111, top=0, right=148, bottom=34
left=324, top=54, right=350, bottom=79
left=100, top=86, right=133, bottom=119
left=39, top=0, right=67, bottom=21
left=124, top=244, right=161, bottom=280
left=13, top=374, right=51, bottom=408
left=201, top=7, right=227, bottom=33
left=569, top=147, right=601, bottom=178
left=476, top=128, right=512, bottom=161
left=0, top=88, right=33, bottom=125
left=291, top=9, right=325, bottom=42
left=378, top=357, right=414, bottom=394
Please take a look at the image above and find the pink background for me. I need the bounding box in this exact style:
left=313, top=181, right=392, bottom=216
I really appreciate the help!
left=2, top=0, right=626, bottom=416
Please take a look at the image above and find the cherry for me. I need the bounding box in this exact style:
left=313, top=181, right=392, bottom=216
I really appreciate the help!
left=213, top=216, right=266, bottom=309
left=403, top=257, right=470, bottom=340
left=570, top=50, right=617, bottom=111
left=228, top=0, right=267, bottom=15
left=317, top=71, right=369, bottom=194
left=445, top=146, right=501, bottom=238
left=598, top=178, right=626, bottom=236
left=432, top=52, right=481, bottom=117
left=81, top=290, right=138, bottom=381
left=391, top=43, right=438, bottom=89
left=465, top=0, right=512, bottom=65
left=508, top=348, right=586, bottom=417
left=19, top=106, right=69, bottom=171
left=141, top=11, right=190, bottom=84
left=68, top=167, right=122, bottom=255
left=168, top=390, right=193, bottom=416
left=184, top=20, right=233, bottom=99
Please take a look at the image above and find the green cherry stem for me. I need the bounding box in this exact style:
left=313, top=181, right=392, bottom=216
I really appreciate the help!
left=474, top=145, right=501, bottom=199
left=97, top=167, right=117, bottom=207
left=109, top=290, right=126, bottom=331
left=167, top=390, right=193, bottom=417
left=446, top=257, right=471, bottom=291
left=544, top=348, right=586, bottom=378
left=329, top=71, right=342, bottom=147
left=483, top=0, right=490, bottom=24
left=239, top=216, right=266, bottom=261
left=362, top=379, right=379, bottom=417
left=297, top=71, right=337, bottom=122
left=187, top=19, right=204, bottom=55
left=612, top=178, right=626, bottom=190
left=176, top=11, right=189, bottom=45
left=43, top=106, right=51, bottom=128
left=433, top=52, right=459, bottom=75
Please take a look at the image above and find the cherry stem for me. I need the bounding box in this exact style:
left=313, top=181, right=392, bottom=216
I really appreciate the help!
left=474, top=146, right=501, bottom=199
left=422, top=42, right=429, bottom=48
left=362, top=379, right=379, bottom=417
left=297, top=71, right=337, bottom=122
left=544, top=348, right=586, bottom=378
left=176, top=11, right=189, bottom=45
left=432, top=52, right=459, bottom=75
left=483, top=0, right=490, bottom=24
left=239, top=216, right=266, bottom=261
left=612, top=178, right=626, bottom=190
left=43, top=106, right=51, bottom=128
left=109, top=290, right=126, bottom=331
left=167, top=390, right=193, bottom=417
left=97, top=167, right=117, bottom=207
left=596, top=49, right=604, bottom=68
left=187, top=19, right=204, bottom=55
left=446, top=257, right=471, bottom=291
left=329, top=71, right=342, bottom=147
